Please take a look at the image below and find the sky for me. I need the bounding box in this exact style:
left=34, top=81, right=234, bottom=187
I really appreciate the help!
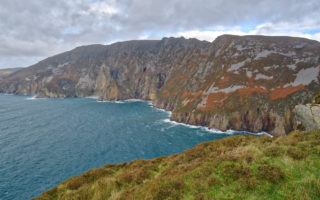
left=1, top=0, right=320, bottom=68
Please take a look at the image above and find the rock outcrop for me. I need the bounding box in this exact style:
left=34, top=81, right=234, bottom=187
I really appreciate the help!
left=1, top=35, right=320, bottom=135
left=294, top=104, right=320, bottom=131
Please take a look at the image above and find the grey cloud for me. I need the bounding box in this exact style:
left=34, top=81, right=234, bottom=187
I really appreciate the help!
left=118, top=0, right=320, bottom=31
left=0, top=0, right=320, bottom=68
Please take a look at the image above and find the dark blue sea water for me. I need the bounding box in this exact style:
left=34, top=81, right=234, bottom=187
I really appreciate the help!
left=0, top=94, right=233, bottom=200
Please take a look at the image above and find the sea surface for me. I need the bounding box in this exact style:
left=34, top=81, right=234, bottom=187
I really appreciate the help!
left=0, top=94, right=240, bottom=199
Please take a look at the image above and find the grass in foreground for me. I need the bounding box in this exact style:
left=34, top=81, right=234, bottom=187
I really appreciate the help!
left=36, top=130, right=320, bottom=200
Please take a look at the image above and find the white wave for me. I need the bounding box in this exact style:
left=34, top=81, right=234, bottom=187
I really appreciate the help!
left=162, top=119, right=199, bottom=129
left=96, top=99, right=125, bottom=104
left=96, top=98, right=150, bottom=104
left=154, top=107, right=172, bottom=116
left=162, top=118, right=226, bottom=134
left=161, top=118, right=273, bottom=137
left=206, top=128, right=272, bottom=137
left=123, top=99, right=146, bottom=102
left=96, top=100, right=107, bottom=103
left=147, top=102, right=172, bottom=116
left=85, top=96, right=99, bottom=99
left=26, top=96, right=47, bottom=100
left=114, top=101, right=125, bottom=104
left=26, top=96, right=37, bottom=100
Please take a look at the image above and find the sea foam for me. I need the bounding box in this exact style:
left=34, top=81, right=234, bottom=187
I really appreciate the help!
left=96, top=99, right=125, bottom=104
left=96, top=98, right=148, bottom=104
left=95, top=98, right=273, bottom=137
left=26, top=96, right=47, bottom=100
left=85, top=96, right=99, bottom=99
left=161, top=117, right=273, bottom=137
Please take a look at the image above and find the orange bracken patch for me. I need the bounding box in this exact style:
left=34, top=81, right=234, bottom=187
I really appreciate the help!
left=247, top=77, right=256, bottom=88
left=204, top=92, right=230, bottom=110
left=180, top=91, right=203, bottom=107
left=270, top=85, right=304, bottom=100
left=181, top=91, right=203, bottom=98
left=237, top=86, right=268, bottom=96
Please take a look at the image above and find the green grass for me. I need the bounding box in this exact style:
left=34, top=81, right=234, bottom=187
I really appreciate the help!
left=35, top=130, right=320, bottom=200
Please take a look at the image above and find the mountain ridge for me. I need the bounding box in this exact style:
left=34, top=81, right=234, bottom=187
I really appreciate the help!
left=1, top=35, right=320, bottom=135
left=0, top=67, right=22, bottom=80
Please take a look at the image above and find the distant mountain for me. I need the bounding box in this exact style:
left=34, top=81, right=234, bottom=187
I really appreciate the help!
left=0, top=35, right=319, bottom=135
left=0, top=67, right=22, bottom=80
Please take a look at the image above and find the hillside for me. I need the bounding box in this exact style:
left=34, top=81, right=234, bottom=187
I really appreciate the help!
left=36, top=130, right=320, bottom=200
left=0, top=35, right=320, bottom=135
left=0, top=67, right=21, bottom=80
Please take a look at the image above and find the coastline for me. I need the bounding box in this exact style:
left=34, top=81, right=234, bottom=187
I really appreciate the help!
left=0, top=92, right=274, bottom=137
left=90, top=96, right=273, bottom=137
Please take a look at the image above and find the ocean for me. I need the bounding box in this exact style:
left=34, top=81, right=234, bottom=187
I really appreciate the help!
left=0, top=94, right=236, bottom=199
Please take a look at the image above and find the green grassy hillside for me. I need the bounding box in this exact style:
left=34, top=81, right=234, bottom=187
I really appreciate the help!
left=36, top=130, right=320, bottom=200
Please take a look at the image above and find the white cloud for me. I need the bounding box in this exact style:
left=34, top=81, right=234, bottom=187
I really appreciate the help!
left=173, top=23, right=320, bottom=42
left=173, top=28, right=247, bottom=42
left=0, top=0, right=320, bottom=68
left=89, top=1, right=119, bottom=16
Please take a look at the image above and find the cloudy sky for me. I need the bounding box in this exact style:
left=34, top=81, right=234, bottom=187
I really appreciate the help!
left=1, top=0, right=320, bottom=68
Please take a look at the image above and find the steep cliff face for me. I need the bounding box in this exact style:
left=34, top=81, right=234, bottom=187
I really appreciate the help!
left=155, top=35, right=320, bottom=135
left=1, top=35, right=320, bottom=135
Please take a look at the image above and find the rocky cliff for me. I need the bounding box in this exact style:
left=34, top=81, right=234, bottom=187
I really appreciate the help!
left=294, top=104, right=320, bottom=131
left=1, top=35, right=320, bottom=135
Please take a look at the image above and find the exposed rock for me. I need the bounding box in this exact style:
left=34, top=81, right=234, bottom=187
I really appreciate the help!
left=1, top=35, right=320, bottom=135
left=294, top=104, right=320, bottom=131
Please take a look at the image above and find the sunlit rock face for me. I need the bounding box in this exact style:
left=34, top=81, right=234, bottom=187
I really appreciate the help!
left=1, top=35, right=320, bottom=135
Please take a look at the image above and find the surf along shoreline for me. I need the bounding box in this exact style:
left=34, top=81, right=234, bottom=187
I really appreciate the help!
left=0, top=93, right=273, bottom=137
left=92, top=96, right=272, bottom=137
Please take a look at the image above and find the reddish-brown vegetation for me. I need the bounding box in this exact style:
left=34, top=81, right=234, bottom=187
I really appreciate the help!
left=237, top=86, right=268, bottom=96
left=205, top=92, right=229, bottom=109
left=270, top=85, right=304, bottom=100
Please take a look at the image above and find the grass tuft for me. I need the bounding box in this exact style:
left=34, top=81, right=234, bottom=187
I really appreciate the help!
left=257, top=164, right=285, bottom=183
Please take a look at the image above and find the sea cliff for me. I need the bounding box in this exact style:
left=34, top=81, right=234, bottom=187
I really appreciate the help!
left=1, top=35, right=320, bottom=135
